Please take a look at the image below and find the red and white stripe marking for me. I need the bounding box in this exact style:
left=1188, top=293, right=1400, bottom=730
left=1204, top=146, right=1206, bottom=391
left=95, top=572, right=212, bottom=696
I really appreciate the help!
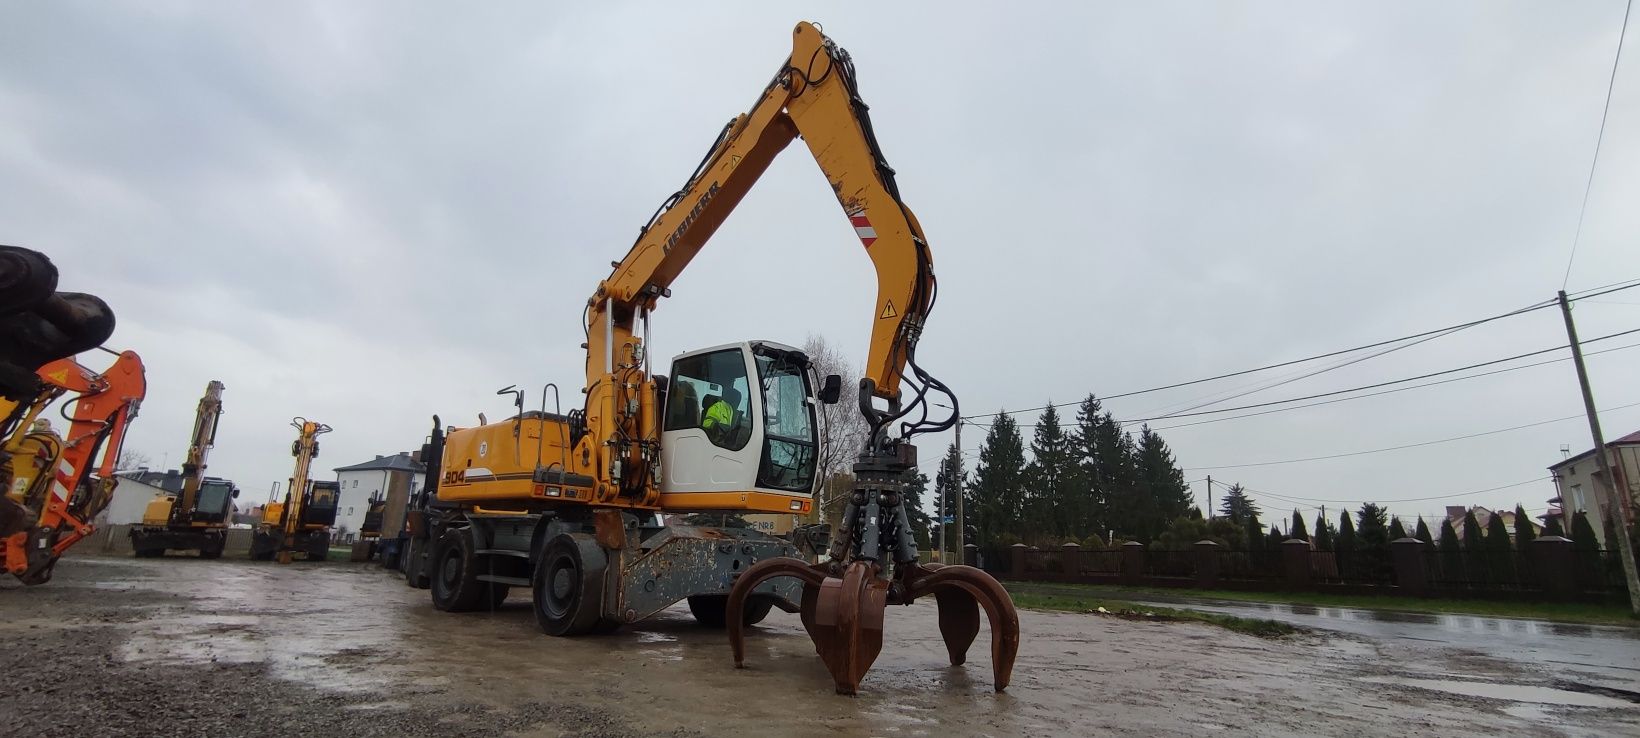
left=849, top=212, right=877, bottom=249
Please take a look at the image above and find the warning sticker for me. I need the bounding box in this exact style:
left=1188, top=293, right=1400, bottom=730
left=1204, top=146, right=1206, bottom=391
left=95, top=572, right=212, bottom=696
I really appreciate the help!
left=880, top=301, right=897, bottom=319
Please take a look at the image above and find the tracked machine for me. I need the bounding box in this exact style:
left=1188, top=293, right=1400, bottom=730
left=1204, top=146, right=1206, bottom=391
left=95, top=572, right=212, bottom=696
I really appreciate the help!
left=251, top=418, right=337, bottom=563
left=1, top=245, right=146, bottom=584
left=404, top=22, right=1016, bottom=694
left=131, top=380, right=237, bottom=558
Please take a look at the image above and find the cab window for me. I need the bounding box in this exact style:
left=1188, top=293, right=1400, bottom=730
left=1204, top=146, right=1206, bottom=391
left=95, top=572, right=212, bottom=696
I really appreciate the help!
left=665, top=349, right=752, bottom=451
left=754, top=349, right=818, bottom=492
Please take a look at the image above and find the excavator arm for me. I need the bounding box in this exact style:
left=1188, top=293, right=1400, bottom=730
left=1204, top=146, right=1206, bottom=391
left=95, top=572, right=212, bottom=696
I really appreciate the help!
left=585, top=21, right=956, bottom=506
left=1, top=350, right=146, bottom=584
left=171, top=381, right=225, bottom=528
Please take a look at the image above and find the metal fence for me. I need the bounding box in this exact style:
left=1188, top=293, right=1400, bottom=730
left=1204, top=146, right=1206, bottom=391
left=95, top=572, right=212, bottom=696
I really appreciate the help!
left=974, top=540, right=1632, bottom=602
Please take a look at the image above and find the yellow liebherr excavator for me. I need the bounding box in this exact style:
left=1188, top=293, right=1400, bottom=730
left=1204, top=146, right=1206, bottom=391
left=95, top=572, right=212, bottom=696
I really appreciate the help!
left=405, top=21, right=1016, bottom=694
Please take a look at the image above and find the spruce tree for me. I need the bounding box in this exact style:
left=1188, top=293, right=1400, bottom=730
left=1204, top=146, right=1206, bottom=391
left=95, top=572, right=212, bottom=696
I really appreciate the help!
left=1414, top=517, right=1434, bottom=545
left=969, top=412, right=1028, bottom=545
left=1314, top=513, right=1336, bottom=550
left=1462, top=509, right=1484, bottom=552
left=1571, top=511, right=1602, bottom=575
left=1438, top=518, right=1462, bottom=553
left=1313, top=513, right=1335, bottom=550
left=903, top=471, right=934, bottom=552
left=1484, top=510, right=1515, bottom=584
left=1513, top=504, right=1537, bottom=548
left=1544, top=515, right=1566, bottom=538
left=1388, top=516, right=1408, bottom=541
left=1218, top=484, right=1261, bottom=526
left=935, top=443, right=965, bottom=553
left=1268, top=524, right=1285, bottom=549
left=1337, top=512, right=1358, bottom=580
left=1024, top=404, right=1074, bottom=540
left=1246, top=517, right=1265, bottom=552
left=1289, top=510, right=1310, bottom=542
left=1355, top=503, right=1392, bottom=581
left=1132, top=426, right=1193, bottom=543
left=1068, top=395, right=1108, bottom=538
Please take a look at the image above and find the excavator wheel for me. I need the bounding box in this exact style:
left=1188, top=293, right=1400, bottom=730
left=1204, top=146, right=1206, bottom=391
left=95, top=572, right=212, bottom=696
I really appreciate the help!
left=532, top=532, right=606, bottom=636
left=403, top=537, right=430, bottom=588
left=431, top=529, right=491, bottom=612
left=687, top=594, right=773, bottom=628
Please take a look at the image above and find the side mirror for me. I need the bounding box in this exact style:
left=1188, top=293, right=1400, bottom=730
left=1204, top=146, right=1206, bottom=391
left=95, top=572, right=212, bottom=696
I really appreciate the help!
left=818, top=374, right=842, bottom=405
left=232, top=488, right=241, bottom=499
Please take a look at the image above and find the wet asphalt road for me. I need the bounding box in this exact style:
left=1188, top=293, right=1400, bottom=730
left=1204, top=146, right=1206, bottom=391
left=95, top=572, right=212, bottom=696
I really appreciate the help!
left=4, top=556, right=1638, bottom=737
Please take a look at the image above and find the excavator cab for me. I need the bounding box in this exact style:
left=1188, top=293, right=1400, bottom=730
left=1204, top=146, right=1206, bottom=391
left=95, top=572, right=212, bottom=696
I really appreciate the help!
left=658, top=340, right=836, bottom=508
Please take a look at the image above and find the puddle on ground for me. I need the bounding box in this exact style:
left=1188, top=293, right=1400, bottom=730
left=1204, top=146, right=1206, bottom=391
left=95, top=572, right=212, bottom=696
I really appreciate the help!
left=1365, top=677, right=1636, bottom=709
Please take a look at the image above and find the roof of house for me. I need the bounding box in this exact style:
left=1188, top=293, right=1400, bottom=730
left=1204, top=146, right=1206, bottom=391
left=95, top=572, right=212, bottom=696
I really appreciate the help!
left=117, top=469, right=183, bottom=492
left=334, top=452, right=425, bottom=474
left=1548, top=427, right=1640, bottom=470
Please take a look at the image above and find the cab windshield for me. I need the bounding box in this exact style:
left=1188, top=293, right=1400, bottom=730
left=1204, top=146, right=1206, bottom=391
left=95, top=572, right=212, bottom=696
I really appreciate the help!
left=197, top=481, right=233, bottom=516
left=754, top=347, right=817, bottom=492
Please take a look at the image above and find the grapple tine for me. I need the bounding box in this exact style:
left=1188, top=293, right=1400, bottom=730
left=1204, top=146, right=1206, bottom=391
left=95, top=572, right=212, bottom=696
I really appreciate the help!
left=725, top=557, right=826, bottom=668
left=904, top=563, right=1021, bottom=692
left=811, top=561, right=887, bottom=694
left=933, top=587, right=980, bottom=666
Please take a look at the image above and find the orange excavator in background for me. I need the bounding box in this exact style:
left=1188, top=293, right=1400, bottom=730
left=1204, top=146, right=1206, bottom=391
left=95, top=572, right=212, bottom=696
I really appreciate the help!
left=1, top=245, right=146, bottom=585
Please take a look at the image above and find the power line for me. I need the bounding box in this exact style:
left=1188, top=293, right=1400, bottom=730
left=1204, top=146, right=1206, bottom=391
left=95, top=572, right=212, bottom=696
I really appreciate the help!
left=958, top=295, right=1561, bottom=420
left=965, top=330, right=1640, bottom=431
left=1562, top=0, right=1634, bottom=289
left=1151, top=339, right=1640, bottom=431
left=959, top=282, right=1638, bottom=422
left=1121, top=326, right=1640, bottom=424
left=1184, top=399, right=1640, bottom=470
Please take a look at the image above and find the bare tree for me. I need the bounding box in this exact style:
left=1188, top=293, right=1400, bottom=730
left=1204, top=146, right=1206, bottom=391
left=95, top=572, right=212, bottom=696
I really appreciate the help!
left=803, top=334, right=868, bottom=525
left=116, top=449, right=152, bottom=472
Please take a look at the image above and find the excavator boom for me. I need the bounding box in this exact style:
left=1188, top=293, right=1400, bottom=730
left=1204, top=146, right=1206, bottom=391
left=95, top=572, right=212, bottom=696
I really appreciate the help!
left=1, top=350, right=146, bottom=584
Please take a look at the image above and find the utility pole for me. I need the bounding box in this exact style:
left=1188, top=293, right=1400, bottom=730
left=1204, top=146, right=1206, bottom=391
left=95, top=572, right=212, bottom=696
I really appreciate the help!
left=954, top=419, right=965, bottom=561
left=1558, top=290, right=1640, bottom=615
left=1206, top=475, right=1213, bottom=520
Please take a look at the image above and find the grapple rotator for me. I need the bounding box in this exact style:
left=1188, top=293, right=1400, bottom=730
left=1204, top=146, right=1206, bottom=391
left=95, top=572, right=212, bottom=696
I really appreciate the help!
left=727, top=441, right=1020, bottom=695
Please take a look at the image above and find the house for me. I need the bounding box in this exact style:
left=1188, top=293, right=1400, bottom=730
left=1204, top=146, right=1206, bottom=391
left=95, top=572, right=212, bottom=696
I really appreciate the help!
left=1548, top=428, right=1640, bottom=547
left=332, top=452, right=425, bottom=544
left=103, top=469, right=180, bottom=526
left=1442, top=505, right=1541, bottom=545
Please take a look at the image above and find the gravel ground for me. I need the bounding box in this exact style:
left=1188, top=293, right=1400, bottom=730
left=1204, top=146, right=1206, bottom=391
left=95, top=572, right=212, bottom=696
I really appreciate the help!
left=2, top=555, right=1636, bottom=737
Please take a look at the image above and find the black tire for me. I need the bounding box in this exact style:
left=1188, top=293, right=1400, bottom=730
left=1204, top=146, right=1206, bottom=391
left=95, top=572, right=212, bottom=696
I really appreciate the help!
left=688, top=595, right=773, bottom=628
left=404, top=537, right=430, bottom=589
left=382, top=543, right=401, bottom=571
left=431, top=529, right=486, bottom=612
left=532, top=533, right=605, bottom=636
left=307, top=537, right=330, bottom=562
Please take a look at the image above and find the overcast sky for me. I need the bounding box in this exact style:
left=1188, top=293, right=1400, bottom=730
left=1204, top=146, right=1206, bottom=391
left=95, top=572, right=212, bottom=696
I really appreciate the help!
left=3, top=2, right=1636, bottom=528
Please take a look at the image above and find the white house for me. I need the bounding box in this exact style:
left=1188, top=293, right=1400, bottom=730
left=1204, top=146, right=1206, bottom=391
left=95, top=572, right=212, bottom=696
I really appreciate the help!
left=103, top=469, right=180, bottom=525
left=332, top=452, right=425, bottom=544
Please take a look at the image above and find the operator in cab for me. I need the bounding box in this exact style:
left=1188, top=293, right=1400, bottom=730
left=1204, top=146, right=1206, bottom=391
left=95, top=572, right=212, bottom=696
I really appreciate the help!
left=700, top=388, right=740, bottom=445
